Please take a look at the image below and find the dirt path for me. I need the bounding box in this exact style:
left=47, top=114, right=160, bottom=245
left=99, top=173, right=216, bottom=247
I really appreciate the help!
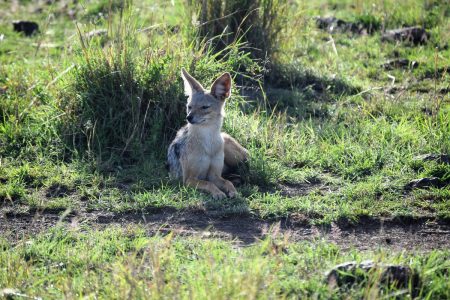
left=1, top=208, right=449, bottom=251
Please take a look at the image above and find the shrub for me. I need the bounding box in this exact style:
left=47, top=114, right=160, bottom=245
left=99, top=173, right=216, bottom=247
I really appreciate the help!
left=187, top=0, right=288, bottom=62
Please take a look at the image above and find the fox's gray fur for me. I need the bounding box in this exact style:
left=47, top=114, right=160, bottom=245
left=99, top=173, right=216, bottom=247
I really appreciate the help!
left=167, top=68, right=248, bottom=200
left=167, top=125, right=188, bottom=179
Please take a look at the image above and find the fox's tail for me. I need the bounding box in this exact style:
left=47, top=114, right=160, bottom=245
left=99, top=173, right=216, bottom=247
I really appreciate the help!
left=222, top=133, right=249, bottom=175
left=167, top=141, right=183, bottom=179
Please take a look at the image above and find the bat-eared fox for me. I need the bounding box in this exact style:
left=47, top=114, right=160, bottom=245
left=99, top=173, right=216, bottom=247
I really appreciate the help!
left=167, top=68, right=249, bottom=200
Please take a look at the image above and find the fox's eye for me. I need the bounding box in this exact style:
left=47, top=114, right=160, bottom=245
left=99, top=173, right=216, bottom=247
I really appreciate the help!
left=201, top=106, right=210, bottom=110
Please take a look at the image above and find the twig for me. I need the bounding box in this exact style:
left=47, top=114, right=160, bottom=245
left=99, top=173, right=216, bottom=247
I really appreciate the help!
left=137, top=24, right=162, bottom=33
left=387, top=74, right=395, bottom=85
left=350, top=86, right=383, bottom=99
left=327, top=34, right=338, bottom=56
left=46, top=64, right=76, bottom=88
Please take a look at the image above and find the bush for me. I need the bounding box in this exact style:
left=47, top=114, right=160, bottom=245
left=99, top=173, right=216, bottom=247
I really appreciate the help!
left=187, top=0, right=288, bottom=62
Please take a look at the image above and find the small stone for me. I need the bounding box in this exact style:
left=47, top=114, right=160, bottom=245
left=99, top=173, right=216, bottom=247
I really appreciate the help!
left=315, top=16, right=377, bottom=35
left=1, top=288, right=42, bottom=300
left=406, top=177, right=442, bottom=190
left=381, top=26, right=429, bottom=45
left=326, top=261, right=420, bottom=295
left=382, top=59, right=419, bottom=70
left=326, top=260, right=370, bottom=288
left=316, top=16, right=342, bottom=32
left=414, top=154, right=450, bottom=164
left=12, top=21, right=39, bottom=36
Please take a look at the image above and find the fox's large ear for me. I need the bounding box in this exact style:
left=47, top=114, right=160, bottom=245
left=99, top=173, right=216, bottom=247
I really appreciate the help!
left=210, top=72, right=232, bottom=100
left=181, top=68, right=204, bottom=96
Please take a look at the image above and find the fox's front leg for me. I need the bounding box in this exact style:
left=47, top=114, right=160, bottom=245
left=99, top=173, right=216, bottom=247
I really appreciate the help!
left=182, top=162, right=226, bottom=200
left=208, top=156, right=237, bottom=198
left=184, top=177, right=227, bottom=200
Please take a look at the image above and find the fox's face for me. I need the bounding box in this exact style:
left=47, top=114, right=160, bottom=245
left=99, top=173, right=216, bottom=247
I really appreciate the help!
left=186, top=93, right=223, bottom=125
left=181, top=68, right=231, bottom=126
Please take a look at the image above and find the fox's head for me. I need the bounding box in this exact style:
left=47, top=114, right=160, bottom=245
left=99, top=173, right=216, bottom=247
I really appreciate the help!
left=181, top=68, right=231, bottom=126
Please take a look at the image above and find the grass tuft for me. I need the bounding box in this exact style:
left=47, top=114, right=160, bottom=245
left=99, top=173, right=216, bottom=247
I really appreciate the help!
left=187, top=0, right=288, bottom=62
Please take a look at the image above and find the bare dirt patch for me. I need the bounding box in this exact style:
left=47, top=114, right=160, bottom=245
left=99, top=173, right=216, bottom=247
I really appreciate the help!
left=1, top=208, right=449, bottom=251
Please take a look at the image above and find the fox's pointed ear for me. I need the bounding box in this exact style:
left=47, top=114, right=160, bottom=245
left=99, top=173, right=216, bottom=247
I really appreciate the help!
left=210, top=72, right=232, bottom=101
left=181, top=68, right=204, bottom=96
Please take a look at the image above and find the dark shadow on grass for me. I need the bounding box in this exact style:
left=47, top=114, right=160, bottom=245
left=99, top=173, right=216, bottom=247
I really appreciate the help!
left=241, top=63, right=362, bottom=120
left=265, top=64, right=361, bottom=95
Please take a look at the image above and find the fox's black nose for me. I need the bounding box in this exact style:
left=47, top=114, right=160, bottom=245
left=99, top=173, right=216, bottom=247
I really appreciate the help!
left=186, top=115, right=193, bottom=123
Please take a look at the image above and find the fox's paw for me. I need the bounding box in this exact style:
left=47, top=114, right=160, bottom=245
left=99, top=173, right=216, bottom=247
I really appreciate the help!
left=212, top=190, right=227, bottom=200
left=224, top=181, right=237, bottom=198
left=227, top=189, right=236, bottom=198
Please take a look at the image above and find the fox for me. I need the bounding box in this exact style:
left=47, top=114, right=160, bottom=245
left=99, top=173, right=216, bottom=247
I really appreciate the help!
left=167, top=68, right=249, bottom=200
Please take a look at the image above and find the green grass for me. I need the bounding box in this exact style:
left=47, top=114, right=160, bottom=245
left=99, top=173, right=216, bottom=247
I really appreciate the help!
left=1, top=227, right=449, bottom=299
left=0, top=0, right=449, bottom=297
left=0, top=0, right=448, bottom=222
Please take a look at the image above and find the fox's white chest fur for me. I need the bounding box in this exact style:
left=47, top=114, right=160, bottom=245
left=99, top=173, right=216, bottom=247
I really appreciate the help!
left=188, top=123, right=224, bottom=156
left=183, top=122, right=224, bottom=180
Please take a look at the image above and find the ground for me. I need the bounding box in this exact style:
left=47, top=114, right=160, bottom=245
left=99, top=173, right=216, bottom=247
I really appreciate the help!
left=0, top=0, right=449, bottom=299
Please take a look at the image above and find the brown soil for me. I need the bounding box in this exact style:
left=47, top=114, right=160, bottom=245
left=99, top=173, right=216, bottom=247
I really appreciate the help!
left=1, top=208, right=449, bottom=251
